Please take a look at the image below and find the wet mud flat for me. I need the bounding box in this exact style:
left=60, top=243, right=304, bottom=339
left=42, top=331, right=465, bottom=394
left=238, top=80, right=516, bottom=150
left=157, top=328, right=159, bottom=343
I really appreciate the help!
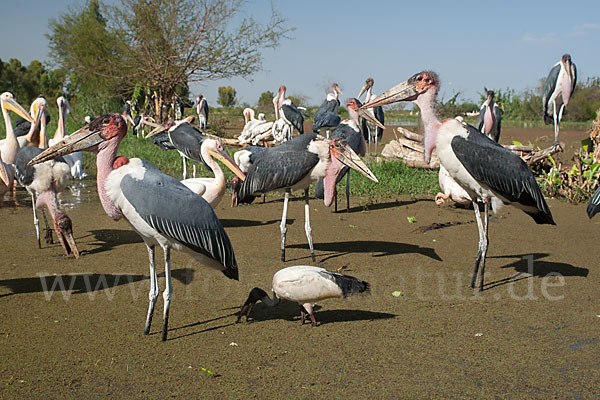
left=0, top=180, right=598, bottom=398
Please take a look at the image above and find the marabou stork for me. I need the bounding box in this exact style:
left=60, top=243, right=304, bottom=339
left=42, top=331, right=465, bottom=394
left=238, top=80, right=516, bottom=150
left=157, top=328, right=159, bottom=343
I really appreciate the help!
left=28, top=114, right=239, bottom=341
left=363, top=71, right=555, bottom=291
left=196, top=95, right=209, bottom=131
left=15, top=100, right=79, bottom=256
left=435, top=117, right=472, bottom=206
left=357, top=78, right=385, bottom=156
left=15, top=147, right=79, bottom=257
left=315, top=98, right=384, bottom=212
left=49, top=96, right=87, bottom=179
left=180, top=138, right=246, bottom=208
left=274, top=85, right=304, bottom=137
left=237, top=265, right=369, bottom=327
left=542, top=54, right=577, bottom=145
left=148, top=116, right=209, bottom=179
left=312, top=83, right=343, bottom=137
left=476, top=90, right=501, bottom=143
left=231, top=132, right=378, bottom=262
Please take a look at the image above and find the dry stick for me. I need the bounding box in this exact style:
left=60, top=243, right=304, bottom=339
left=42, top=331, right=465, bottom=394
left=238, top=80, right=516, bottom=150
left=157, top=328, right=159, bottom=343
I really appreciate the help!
left=524, top=143, right=564, bottom=166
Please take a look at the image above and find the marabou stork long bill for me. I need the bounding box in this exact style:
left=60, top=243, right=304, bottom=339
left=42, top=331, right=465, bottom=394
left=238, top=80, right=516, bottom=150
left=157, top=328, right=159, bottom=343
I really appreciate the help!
left=542, top=54, right=577, bottom=145
left=29, top=114, right=239, bottom=341
left=315, top=98, right=384, bottom=212
left=363, top=71, right=555, bottom=291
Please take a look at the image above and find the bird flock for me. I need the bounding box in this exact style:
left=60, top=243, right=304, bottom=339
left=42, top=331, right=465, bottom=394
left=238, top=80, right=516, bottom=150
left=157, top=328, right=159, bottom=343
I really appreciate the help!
left=1, top=53, right=595, bottom=342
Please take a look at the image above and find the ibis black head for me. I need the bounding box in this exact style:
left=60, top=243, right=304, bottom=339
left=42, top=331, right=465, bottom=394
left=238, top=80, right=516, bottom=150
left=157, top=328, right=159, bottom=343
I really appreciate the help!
left=237, top=288, right=269, bottom=323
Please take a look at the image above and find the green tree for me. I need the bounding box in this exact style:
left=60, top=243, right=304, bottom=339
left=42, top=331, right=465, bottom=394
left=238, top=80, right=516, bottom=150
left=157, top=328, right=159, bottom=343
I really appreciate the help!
left=217, top=86, right=237, bottom=107
left=0, top=58, right=66, bottom=105
left=257, top=90, right=275, bottom=113
left=47, top=0, right=123, bottom=115
left=48, top=0, right=292, bottom=122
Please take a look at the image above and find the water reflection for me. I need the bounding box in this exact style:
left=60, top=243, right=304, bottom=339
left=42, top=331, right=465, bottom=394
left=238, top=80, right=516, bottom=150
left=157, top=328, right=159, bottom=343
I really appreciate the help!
left=387, top=121, right=418, bottom=127
left=59, top=180, right=97, bottom=210
left=2, top=179, right=97, bottom=210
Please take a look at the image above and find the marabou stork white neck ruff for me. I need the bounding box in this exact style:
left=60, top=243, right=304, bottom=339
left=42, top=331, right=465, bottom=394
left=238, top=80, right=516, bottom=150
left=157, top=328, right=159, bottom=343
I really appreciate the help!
left=237, top=265, right=370, bottom=327
left=28, top=114, right=239, bottom=341
left=363, top=71, right=555, bottom=291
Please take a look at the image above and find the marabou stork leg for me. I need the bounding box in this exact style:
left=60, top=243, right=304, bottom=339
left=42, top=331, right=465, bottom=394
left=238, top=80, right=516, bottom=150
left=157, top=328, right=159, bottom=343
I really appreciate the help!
left=181, top=156, right=187, bottom=179
left=471, top=201, right=485, bottom=289
left=144, top=245, right=158, bottom=335
left=192, top=163, right=197, bottom=178
left=557, top=103, right=566, bottom=145
left=334, top=188, right=338, bottom=213
left=552, top=101, right=559, bottom=145
left=30, top=192, right=41, bottom=249
left=477, top=199, right=491, bottom=291
left=161, top=247, right=172, bottom=341
left=304, top=189, right=315, bottom=262
left=346, top=170, right=351, bottom=212
left=309, top=313, right=317, bottom=327
left=280, top=190, right=290, bottom=261
left=374, top=129, right=379, bottom=156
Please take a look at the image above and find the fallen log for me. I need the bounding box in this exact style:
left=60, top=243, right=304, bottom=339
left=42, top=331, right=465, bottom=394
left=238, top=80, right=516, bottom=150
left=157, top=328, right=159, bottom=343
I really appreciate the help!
left=524, top=142, right=564, bottom=166
left=396, top=127, right=423, bottom=142
left=385, top=126, right=562, bottom=169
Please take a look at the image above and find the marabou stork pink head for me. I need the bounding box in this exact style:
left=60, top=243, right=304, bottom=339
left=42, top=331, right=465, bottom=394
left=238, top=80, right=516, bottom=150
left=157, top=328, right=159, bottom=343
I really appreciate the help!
left=362, top=71, right=440, bottom=163
left=345, top=98, right=385, bottom=129
left=332, top=83, right=342, bottom=95
left=27, top=114, right=128, bottom=165
left=358, top=78, right=375, bottom=100
left=561, top=54, right=575, bottom=84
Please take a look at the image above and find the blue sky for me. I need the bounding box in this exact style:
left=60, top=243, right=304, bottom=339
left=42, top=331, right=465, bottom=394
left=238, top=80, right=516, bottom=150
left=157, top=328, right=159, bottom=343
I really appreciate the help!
left=1, top=0, right=599, bottom=107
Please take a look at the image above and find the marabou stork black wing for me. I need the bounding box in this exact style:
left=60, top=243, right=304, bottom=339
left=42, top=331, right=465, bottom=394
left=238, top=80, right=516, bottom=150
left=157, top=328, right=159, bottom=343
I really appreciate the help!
left=120, top=160, right=238, bottom=279
left=237, top=150, right=319, bottom=200
left=451, top=124, right=554, bottom=225
left=542, top=63, right=560, bottom=125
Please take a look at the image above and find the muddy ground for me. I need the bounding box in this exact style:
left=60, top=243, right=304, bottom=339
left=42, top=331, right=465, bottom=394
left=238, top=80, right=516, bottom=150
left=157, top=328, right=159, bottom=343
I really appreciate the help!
left=0, top=127, right=598, bottom=398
